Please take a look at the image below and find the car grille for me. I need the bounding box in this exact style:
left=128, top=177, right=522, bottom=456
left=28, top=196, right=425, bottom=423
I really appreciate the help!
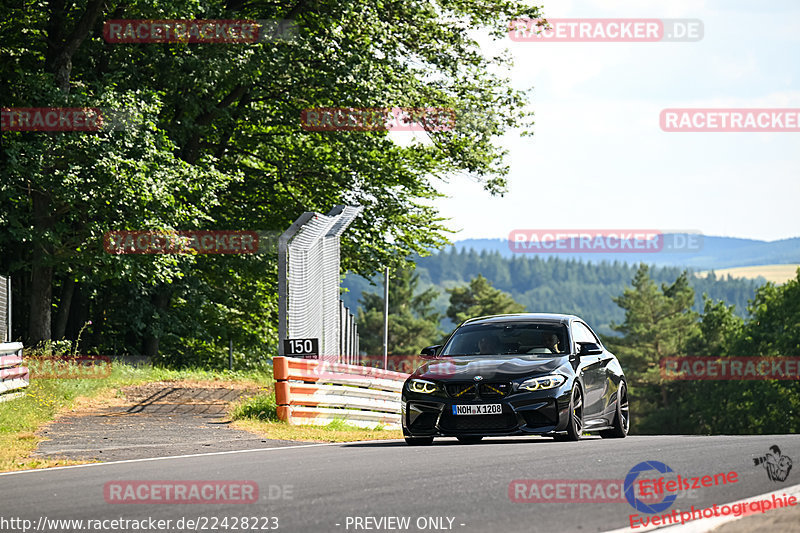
left=446, top=383, right=477, bottom=399
left=446, top=382, right=511, bottom=400
left=479, top=382, right=511, bottom=398
left=439, top=412, right=519, bottom=432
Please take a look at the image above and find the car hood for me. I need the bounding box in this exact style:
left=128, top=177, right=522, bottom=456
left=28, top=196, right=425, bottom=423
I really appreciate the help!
left=411, top=355, right=570, bottom=382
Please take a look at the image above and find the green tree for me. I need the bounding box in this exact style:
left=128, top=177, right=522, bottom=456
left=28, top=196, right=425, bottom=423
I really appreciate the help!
left=686, top=296, right=744, bottom=356
left=446, top=274, right=525, bottom=324
left=357, top=267, right=443, bottom=355
left=739, top=268, right=800, bottom=355
left=607, top=264, right=699, bottom=432
left=672, top=272, right=800, bottom=435
left=1, top=0, right=543, bottom=361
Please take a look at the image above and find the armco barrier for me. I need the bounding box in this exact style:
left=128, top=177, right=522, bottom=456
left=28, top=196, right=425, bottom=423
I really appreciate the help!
left=273, top=356, right=410, bottom=429
left=0, top=342, right=29, bottom=402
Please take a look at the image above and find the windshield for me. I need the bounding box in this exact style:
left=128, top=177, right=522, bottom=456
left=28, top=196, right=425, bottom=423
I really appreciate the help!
left=439, top=322, right=569, bottom=356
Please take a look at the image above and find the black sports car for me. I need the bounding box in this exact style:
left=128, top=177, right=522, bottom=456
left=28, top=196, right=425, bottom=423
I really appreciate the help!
left=401, top=313, right=629, bottom=445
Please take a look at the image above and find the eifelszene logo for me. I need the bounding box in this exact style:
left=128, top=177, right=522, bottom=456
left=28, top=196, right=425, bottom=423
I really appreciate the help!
left=625, top=461, right=678, bottom=514
left=624, top=460, right=739, bottom=514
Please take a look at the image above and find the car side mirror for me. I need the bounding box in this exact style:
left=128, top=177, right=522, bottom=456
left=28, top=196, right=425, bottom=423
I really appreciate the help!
left=578, top=342, right=603, bottom=356
left=420, top=345, right=442, bottom=358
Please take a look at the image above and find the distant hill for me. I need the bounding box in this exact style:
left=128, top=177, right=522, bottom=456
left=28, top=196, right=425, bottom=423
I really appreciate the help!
left=342, top=246, right=772, bottom=338
left=452, top=234, right=800, bottom=270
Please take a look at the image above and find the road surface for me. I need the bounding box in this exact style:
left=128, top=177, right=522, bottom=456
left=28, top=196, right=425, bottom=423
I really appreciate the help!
left=2, top=435, right=799, bottom=533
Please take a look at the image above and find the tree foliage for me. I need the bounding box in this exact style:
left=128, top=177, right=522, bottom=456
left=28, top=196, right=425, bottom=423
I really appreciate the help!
left=605, top=264, right=699, bottom=431
left=0, top=0, right=542, bottom=364
left=356, top=267, right=443, bottom=355
left=446, top=274, right=525, bottom=324
left=610, top=266, right=800, bottom=435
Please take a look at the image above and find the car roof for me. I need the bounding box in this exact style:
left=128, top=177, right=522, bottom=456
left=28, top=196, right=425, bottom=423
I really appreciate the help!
left=461, top=313, right=580, bottom=325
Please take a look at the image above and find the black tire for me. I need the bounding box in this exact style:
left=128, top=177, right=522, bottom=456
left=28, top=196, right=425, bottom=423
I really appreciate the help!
left=555, top=385, right=584, bottom=441
left=404, top=436, right=434, bottom=446
left=456, top=436, right=483, bottom=444
left=601, top=381, right=630, bottom=438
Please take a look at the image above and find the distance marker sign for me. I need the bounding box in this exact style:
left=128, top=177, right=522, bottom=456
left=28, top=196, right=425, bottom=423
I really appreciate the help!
left=283, top=338, right=319, bottom=358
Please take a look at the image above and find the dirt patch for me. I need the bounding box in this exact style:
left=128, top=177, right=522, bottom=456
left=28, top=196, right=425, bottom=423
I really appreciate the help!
left=33, top=381, right=297, bottom=462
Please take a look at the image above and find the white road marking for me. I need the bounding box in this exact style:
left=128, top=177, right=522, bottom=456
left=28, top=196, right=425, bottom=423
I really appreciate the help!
left=0, top=440, right=402, bottom=476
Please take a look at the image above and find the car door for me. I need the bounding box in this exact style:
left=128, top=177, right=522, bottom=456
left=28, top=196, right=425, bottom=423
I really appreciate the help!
left=586, top=322, right=618, bottom=424
left=572, top=321, right=607, bottom=421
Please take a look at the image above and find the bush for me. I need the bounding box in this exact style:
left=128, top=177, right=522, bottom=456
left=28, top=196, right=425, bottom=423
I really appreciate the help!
left=230, top=394, right=278, bottom=421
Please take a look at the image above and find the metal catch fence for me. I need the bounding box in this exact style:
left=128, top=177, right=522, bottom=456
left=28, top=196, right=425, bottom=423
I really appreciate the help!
left=0, top=275, right=10, bottom=342
left=278, top=205, right=362, bottom=363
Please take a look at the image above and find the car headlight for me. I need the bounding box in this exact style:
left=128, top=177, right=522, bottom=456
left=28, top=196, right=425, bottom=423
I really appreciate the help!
left=520, top=374, right=567, bottom=391
left=408, top=379, right=438, bottom=394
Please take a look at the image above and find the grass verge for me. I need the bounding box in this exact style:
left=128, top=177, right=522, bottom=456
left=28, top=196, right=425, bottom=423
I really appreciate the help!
left=0, top=363, right=273, bottom=472
left=231, top=419, right=402, bottom=442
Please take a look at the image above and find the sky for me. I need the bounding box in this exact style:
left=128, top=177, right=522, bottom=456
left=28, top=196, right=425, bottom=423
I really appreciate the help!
left=428, top=0, right=800, bottom=243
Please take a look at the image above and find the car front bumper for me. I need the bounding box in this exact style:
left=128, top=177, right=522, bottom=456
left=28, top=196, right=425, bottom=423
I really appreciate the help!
left=401, top=386, right=573, bottom=437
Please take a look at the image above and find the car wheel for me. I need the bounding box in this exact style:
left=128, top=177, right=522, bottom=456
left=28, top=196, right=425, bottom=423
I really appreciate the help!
left=555, top=385, right=584, bottom=441
left=404, top=436, right=434, bottom=446
left=601, top=381, right=630, bottom=438
left=456, top=436, right=483, bottom=444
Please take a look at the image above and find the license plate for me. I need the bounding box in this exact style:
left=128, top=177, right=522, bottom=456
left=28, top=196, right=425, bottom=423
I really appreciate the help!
left=452, top=404, right=502, bottom=415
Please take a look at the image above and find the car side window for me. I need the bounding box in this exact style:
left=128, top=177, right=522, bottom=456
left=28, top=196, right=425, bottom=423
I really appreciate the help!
left=573, top=322, right=600, bottom=345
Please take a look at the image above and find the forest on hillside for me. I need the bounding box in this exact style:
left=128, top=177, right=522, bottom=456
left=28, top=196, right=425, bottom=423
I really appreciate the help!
left=343, top=248, right=766, bottom=336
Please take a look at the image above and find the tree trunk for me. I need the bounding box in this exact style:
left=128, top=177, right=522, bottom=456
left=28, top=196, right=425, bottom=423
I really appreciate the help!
left=142, top=335, right=160, bottom=359
left=27, top=190, right=53, bottom=344
left=89, top=287, right=107, bottom=350
left=44, top=0, right=107, bottom=94
left=53, top=277, right=75, bottom=339
left=27, top=263, right=53, bottom=345
left=142, top=288, right=173, bottom=358
left=66, top=283, right=88, bottom=340
left=28, top=0, right=106, bottom=343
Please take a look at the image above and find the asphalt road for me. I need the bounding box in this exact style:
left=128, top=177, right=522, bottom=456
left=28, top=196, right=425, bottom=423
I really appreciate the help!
left=2, top=435, right=799, bottom=533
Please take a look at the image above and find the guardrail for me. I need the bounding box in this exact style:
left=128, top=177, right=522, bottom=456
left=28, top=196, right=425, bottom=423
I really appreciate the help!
left=0, top=342, right=29, bottom=402
left=273, top=356, right=410, bottom=429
